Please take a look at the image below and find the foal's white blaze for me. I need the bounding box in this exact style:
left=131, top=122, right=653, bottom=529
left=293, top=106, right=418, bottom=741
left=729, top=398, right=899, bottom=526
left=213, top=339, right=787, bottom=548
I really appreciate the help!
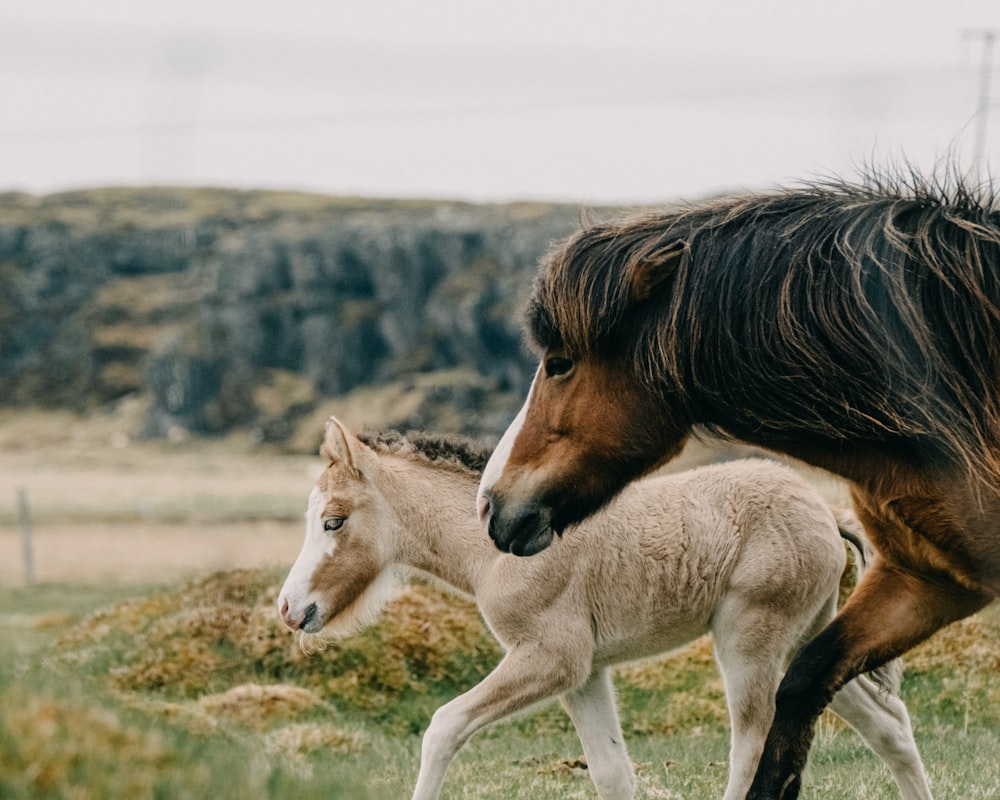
left=477, top=367, right=537, bottom=524
left=277, top=486, right=333, bottom=630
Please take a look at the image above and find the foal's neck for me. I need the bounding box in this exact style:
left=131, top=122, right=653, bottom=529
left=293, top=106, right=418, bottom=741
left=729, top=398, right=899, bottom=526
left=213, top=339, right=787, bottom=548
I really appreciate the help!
left=379, top=457, right=498, bottom=596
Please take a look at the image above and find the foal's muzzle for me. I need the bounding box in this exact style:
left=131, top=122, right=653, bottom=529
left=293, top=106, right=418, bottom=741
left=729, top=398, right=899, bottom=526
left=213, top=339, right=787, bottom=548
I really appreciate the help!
left=485, top=492, right=556, bottom=557
left=299, top=602, right=319, bottom=631
left=278, top=597, right=322, bottom=632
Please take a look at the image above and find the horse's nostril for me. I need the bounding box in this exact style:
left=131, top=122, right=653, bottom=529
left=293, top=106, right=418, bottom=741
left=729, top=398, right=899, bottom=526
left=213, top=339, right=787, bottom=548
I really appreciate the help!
left=487, top=511, right=504, bottom=547
left=279, top=597, right=289, bottom=618
left=487, top=497, right=555, bottom=557
left=299, top=602, right=318, bottom=630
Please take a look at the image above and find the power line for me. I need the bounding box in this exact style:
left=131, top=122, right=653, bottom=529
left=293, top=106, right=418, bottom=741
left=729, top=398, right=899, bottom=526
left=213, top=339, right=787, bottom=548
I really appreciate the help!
left=0, top=64, right=976, bottom=146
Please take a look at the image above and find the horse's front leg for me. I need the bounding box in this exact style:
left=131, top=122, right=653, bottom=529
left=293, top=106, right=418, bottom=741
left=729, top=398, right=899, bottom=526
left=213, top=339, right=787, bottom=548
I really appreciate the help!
left=559, top=668, right=636, bottom=800
left=412, top=642, right=590, bottom=800
left=745, top=558, right=989, bottom=800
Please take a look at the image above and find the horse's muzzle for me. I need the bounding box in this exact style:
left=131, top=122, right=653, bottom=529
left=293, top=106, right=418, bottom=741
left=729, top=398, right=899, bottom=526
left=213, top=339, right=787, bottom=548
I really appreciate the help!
left=485, top=492, right=556, bottom=557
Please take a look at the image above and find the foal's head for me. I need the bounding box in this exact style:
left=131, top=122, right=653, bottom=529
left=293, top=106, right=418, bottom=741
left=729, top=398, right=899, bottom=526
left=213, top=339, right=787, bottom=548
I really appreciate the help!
left=478, top=219, right=692, bottom=556
left=277, top=417, right=397, bottom=635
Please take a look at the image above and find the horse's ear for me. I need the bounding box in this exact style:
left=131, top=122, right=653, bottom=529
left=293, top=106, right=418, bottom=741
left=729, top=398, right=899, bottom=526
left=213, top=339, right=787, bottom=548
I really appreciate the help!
left=628, top=239, right=687, bottom=302
left=321, top=416, right=364, bottom=471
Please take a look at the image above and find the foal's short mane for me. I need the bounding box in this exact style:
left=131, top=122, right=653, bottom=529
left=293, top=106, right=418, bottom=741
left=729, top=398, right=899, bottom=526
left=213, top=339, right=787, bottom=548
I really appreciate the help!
left=358, top=429, right=492, bottom=476
left=528, top=167, right=1000, bottom=486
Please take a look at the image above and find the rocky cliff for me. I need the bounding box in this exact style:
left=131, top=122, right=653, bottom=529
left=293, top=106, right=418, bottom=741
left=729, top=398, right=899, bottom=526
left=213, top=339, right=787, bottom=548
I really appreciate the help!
left=0, top=187, right=595, bottom=443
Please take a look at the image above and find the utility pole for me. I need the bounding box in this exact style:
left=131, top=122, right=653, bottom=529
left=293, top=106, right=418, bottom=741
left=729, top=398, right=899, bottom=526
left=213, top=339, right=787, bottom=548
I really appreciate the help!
left=963, top=29, right=997, bottom=183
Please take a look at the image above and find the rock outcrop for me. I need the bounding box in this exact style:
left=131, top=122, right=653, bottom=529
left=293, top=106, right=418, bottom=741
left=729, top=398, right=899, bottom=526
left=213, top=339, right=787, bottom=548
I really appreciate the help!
left=0, top=188, right=597, bottom=441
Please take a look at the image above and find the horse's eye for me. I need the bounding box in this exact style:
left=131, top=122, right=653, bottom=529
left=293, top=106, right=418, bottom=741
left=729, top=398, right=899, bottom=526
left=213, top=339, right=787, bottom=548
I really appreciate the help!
left=323, top=517, right=345, bottom=532
left=545, top=356, right=573, bottom=378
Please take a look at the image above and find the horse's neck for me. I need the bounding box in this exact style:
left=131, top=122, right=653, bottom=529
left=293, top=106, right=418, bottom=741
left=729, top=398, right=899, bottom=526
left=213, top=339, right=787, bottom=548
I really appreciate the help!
left=377, top=458, right=497, bottom=596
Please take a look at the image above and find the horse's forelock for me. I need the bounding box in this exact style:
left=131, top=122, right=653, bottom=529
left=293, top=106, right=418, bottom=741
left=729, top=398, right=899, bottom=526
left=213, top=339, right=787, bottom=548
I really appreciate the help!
left=530, top=216, right=688, bottom=359
left=524, top=291, right=561, bottom=353
left=527, top=172, right=1000, bottom=489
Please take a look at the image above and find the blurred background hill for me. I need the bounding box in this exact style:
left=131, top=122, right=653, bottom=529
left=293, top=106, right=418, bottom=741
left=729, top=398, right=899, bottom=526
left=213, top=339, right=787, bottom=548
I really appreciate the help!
left=0, top=188, right=596, bottom=448
left=3, top=1, right=997, bottom=449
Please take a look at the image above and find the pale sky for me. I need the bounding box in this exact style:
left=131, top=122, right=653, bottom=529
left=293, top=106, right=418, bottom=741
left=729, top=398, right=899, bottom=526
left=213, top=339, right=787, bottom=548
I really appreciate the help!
left=2, top=0, right=998, bottom=204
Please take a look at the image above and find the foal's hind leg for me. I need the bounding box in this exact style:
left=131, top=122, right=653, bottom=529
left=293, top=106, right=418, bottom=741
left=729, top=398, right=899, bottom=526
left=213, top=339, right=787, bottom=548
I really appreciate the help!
left=828, top=673, right=932, bottom=800
left=711, top=591, right=821, bottom=800
left=746, top=556, right=990, bottom=800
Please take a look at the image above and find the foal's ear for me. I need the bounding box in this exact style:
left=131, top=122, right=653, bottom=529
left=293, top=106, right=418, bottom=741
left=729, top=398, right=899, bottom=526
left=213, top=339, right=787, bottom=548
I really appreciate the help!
left=322, top=416, right=365, bottom=471
left=628, top=239, right=687, bottom=302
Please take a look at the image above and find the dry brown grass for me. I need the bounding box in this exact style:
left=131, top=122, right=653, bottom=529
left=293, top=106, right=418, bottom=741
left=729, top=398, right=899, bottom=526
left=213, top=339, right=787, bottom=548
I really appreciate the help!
left=0, top=408, right=319, bottom=585
left=264, top=722, right=365, bottom=757
left=906, top=609, right=1000, bottom=674
left=54, top=569, right=501, bottom=725
left=52, top=565, right=742, bottom=742
left=197, top=684, right=330, bottom=730
left=0, top=691, right=177, bottom=799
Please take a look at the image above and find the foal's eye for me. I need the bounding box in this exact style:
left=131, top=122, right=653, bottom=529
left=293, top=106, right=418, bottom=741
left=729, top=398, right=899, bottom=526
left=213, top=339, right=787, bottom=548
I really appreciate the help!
left=545, top=356, right=573, bottom=378
left=323, top=517, right=345, bottom=532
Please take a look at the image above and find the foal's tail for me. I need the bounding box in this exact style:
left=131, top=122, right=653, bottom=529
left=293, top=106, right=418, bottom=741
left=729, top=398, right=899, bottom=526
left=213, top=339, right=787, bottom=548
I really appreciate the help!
left=833, top=507, right=904, bottom=696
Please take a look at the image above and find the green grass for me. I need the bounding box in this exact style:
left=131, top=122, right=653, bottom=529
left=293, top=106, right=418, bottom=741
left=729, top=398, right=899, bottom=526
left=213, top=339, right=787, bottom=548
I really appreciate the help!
left=1, top=572, right=998, bottom=799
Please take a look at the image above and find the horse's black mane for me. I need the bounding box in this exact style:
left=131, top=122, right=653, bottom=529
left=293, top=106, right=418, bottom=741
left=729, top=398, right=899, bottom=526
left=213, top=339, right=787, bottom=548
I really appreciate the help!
left=528, top=167, right=1000, bottom=486
left=358, top=429, right=492, bottom=475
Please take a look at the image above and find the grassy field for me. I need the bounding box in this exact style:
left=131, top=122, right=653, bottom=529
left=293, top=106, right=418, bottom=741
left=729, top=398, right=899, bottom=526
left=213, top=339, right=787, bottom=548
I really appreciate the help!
left=1, top=410, right=999, bottom=799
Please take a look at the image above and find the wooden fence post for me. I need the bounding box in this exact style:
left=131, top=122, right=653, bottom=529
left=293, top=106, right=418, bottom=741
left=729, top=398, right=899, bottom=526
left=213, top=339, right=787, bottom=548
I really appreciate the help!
left=17, top=488, right=35, bottom=585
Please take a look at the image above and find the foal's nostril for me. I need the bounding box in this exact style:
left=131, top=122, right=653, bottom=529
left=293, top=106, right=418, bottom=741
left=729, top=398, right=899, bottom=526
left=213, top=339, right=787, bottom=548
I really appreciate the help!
left=299, top=602, right=318, bottom=630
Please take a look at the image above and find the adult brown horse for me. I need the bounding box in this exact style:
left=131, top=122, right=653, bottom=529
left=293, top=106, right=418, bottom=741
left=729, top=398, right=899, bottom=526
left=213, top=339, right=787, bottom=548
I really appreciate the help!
left=477, top=173, right=1000, bottom=799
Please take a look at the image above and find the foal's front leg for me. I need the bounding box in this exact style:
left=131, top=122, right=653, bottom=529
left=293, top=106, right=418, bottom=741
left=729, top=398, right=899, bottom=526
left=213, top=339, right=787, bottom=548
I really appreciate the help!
left=411, top=643, right=589, bottom=800
left=559, top=668, right=637, bottom=800
left=745, top=558, right=989, bottom=800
